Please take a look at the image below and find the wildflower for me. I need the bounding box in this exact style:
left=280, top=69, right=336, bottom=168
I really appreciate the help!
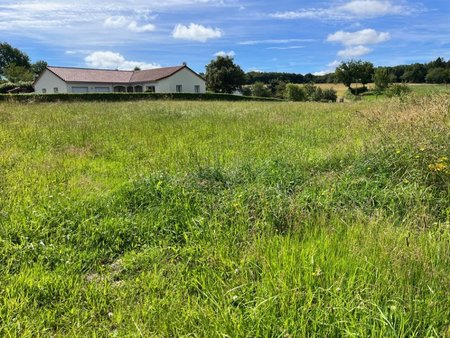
left=428, top=162, right=447, bottom=172
left=396, top=150, right=401, bottom=154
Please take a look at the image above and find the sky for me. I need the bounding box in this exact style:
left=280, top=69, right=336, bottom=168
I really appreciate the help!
left=1, top=0, right=450, bottom=75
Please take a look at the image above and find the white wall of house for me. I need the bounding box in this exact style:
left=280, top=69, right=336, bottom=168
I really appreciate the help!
left=67, top=83, right=113, bottom=93
left=34, top=70, right=68, bottom=93
left=157, top=68, right=206, bottom=93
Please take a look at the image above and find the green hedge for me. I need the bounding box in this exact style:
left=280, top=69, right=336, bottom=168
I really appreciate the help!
left=0, top=92, right=282, bottom=103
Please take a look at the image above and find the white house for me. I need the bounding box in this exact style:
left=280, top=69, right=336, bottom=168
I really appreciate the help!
left=33, top=64, right=206, bottom=94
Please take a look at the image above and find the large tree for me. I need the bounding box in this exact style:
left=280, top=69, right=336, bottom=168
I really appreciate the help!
left=335, top=60, right=374, bottom=90
left=32, top=60, right=48, bottom=77
left=3, top=63, right=34, bottom=82
left=425, top=67, right=450, bottom=84
left=205, top=56, right=245, bottom=93
left=0, top=42, right=31, bottom=77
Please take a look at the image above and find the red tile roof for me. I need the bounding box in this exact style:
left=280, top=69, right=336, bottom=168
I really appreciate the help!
left=46, top=65, right=189, bottom=84
left=48, top=66, right=133, bottom=83
left=130, top=66, right=185, bottom=83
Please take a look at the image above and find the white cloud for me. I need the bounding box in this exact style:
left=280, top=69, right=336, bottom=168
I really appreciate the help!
left=239, top=38, right=314, bottom=45
left=271, top=0, right=413, bottom=21
left=267, top=46, right=304, bottom=50
left=104, top=16, right=128, bottom=28
left=337, top=45, right=372, bottom=58
left=172, top=23, right=222, bottom=42
left=340, top=0, right=403, bottom=16
left=271, top=9, right=331, bottom=20
left=313, top=60, right=341, bottom=75
left=214, top=50, right=235, bottom=57
left=127, top=21, right=155, bottom=32
left=327, top=29, right=390, bottom=46
left=84, top=51, right=160, bottom=70
left=103, top=16, right=155, bottom=33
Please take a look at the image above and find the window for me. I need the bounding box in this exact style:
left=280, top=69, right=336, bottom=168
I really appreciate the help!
left=54, top=87, right=58, bottom=93
left=113, top=86, right=126, bottom=92
left=94, top=87, right=110, bottom=93
left=145, top=86, right=155, bottom=93
left=176, top=85, right=182, bottom=93
left=42, top=88, right=47, bottom=94
left=194, top=85, right=200, bottom=93
left=72, top=87, right=89, bottom=93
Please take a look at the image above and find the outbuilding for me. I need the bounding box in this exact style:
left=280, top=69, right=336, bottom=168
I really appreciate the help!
left=33, top=64, right=206, bottom=94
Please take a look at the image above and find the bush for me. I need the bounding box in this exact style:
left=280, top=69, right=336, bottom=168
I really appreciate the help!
left=385, top=84, right=412, bottom=98
left=0, top=92, right=282, bottom=103
left=321, top=88, right=337, bottom=102
left=0, top=81, right=33, bottom=93
left=285, top=84, right=306, bottom=101
left=251, top=82, right=271, bottom=97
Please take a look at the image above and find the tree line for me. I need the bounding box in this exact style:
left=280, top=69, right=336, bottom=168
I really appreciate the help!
left=244, top=58, right=450, bottom=86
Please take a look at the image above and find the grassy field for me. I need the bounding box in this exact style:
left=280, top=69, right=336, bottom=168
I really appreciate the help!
left=315, top=83, right=375, bottom=97
left=0, top=95, right=449, bottom=336
left=315, top=83, right=450, bottom=99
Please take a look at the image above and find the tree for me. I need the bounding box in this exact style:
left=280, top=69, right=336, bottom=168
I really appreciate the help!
left=358, top=61, right=374, bottom=86
left=335, top=61, right=354, bottom=88
left=374, top=67, right=392, bottom=92
left=428, top=57, right=446, bottom=69
left=32, top=60, right=48, bottom=77
left=274, top=81, right=287, bottom=99
left=0, top=42, right=31, bottom=77
left=285, top=84, right=306, bottom=101
left=400, top=63, right=427, bottom=83
left=425, top=67, right=450, bottom=84
left=335, top=60, right=374, bottom=91
left=251, top=82, right=271, bottom=97
left=205, top=56, right=245, bottom=93
left=3, top=63, right=34, bottom=82
left=322, top=88, right=337, bottom=102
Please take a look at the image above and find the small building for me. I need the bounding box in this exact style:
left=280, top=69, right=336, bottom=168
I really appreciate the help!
left=33, top=65, right=206, bottom=94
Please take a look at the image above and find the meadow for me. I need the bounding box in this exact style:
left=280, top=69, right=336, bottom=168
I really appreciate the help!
left=0, top=94, right=449, bottom=336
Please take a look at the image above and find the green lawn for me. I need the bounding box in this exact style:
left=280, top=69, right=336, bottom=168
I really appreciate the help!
left=0, top=97, right=449, bottom=336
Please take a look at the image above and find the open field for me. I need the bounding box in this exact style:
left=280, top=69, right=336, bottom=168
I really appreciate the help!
left=0, top=96, right=449, bottom=336
left=315, top=83, right=450, bottom=99
left=315, top=83, right=375, bottom=97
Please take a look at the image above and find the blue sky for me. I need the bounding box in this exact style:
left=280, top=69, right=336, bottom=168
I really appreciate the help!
left=1, top=0, right=449, bottom=74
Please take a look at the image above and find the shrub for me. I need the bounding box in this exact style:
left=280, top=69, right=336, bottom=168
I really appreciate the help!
left=321, top=88, right=337, bottom=102
left=385, top=84, right=412, bottom=98
left=251, top=82, right=271, bottom=97
left=285, top=84, right=306, bottom=101
left=0, top=81, right=33, bottom=93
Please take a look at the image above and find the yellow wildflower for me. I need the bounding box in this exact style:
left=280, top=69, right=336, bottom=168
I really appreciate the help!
left=428, top=162, right=447, bottom=172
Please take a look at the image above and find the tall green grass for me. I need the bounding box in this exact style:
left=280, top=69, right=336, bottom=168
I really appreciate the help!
left=0, top=97, right=449, bottom=336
